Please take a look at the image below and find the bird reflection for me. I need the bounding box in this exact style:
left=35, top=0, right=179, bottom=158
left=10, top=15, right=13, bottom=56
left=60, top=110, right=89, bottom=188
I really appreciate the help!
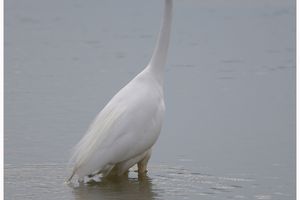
left=71, top=173, right=159, bottom=200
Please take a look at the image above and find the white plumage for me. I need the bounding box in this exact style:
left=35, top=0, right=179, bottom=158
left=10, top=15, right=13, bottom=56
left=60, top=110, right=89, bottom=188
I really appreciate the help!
left=68, top=0, right=172, bottom=181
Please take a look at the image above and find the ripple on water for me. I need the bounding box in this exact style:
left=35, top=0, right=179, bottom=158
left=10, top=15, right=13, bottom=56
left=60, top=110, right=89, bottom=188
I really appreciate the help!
left=149, top=165, right=255, bottom=199
left=5, top=163, right=289, bottom=200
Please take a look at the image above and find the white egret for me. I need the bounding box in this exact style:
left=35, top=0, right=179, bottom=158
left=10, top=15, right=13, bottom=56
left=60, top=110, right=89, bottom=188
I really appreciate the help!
left=67, top=0, right=173, bottom=182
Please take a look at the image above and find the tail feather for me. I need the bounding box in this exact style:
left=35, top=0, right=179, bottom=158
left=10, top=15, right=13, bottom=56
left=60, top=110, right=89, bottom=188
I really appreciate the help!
left=65, top=170, right=76, bottom=184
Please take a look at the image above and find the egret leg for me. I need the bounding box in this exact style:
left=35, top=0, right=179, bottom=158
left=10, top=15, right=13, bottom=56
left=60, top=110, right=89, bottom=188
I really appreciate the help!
left=137, top=150, right=152, bottom=174
left=105, top=165, right=128, bottom=177
left=101, top=165, right=114, bottom=177
left=107, top=149, right=152, bottom=176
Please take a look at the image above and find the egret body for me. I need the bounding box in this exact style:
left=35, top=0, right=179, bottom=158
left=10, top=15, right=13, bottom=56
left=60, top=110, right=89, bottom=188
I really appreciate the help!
left=68, top=0, right=173, bottom=181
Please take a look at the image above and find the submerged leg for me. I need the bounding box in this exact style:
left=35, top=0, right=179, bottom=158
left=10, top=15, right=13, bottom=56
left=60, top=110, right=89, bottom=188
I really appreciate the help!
left=137, top=149, right=152, bottom=174
left=107, top=149, right=152, bottom=176
left=101, top=165, right=114, bottom=177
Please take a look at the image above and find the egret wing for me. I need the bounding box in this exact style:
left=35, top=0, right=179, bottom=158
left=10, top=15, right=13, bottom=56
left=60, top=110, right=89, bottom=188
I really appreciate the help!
left=70, top=102, right=126, bottom=175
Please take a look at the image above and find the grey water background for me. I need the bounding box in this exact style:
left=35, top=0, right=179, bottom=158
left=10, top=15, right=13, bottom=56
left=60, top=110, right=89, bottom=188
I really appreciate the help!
left=5, top=0, right=295, bottom=199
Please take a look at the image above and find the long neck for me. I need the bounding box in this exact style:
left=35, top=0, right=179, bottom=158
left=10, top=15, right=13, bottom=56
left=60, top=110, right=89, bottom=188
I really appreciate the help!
left=147, top=0, right=172, bottom=84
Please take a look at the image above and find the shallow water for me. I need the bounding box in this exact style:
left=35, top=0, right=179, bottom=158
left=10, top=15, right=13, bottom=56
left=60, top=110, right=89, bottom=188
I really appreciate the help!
left=5, top=163, right=290, bottom=200
left=5, top=0, right=295, bottom=199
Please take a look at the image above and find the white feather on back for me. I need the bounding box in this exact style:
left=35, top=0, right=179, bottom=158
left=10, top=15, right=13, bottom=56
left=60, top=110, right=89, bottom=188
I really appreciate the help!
left=70, top=97, right=125, bottom=178
left=70, top=103, right=126, bottom=175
